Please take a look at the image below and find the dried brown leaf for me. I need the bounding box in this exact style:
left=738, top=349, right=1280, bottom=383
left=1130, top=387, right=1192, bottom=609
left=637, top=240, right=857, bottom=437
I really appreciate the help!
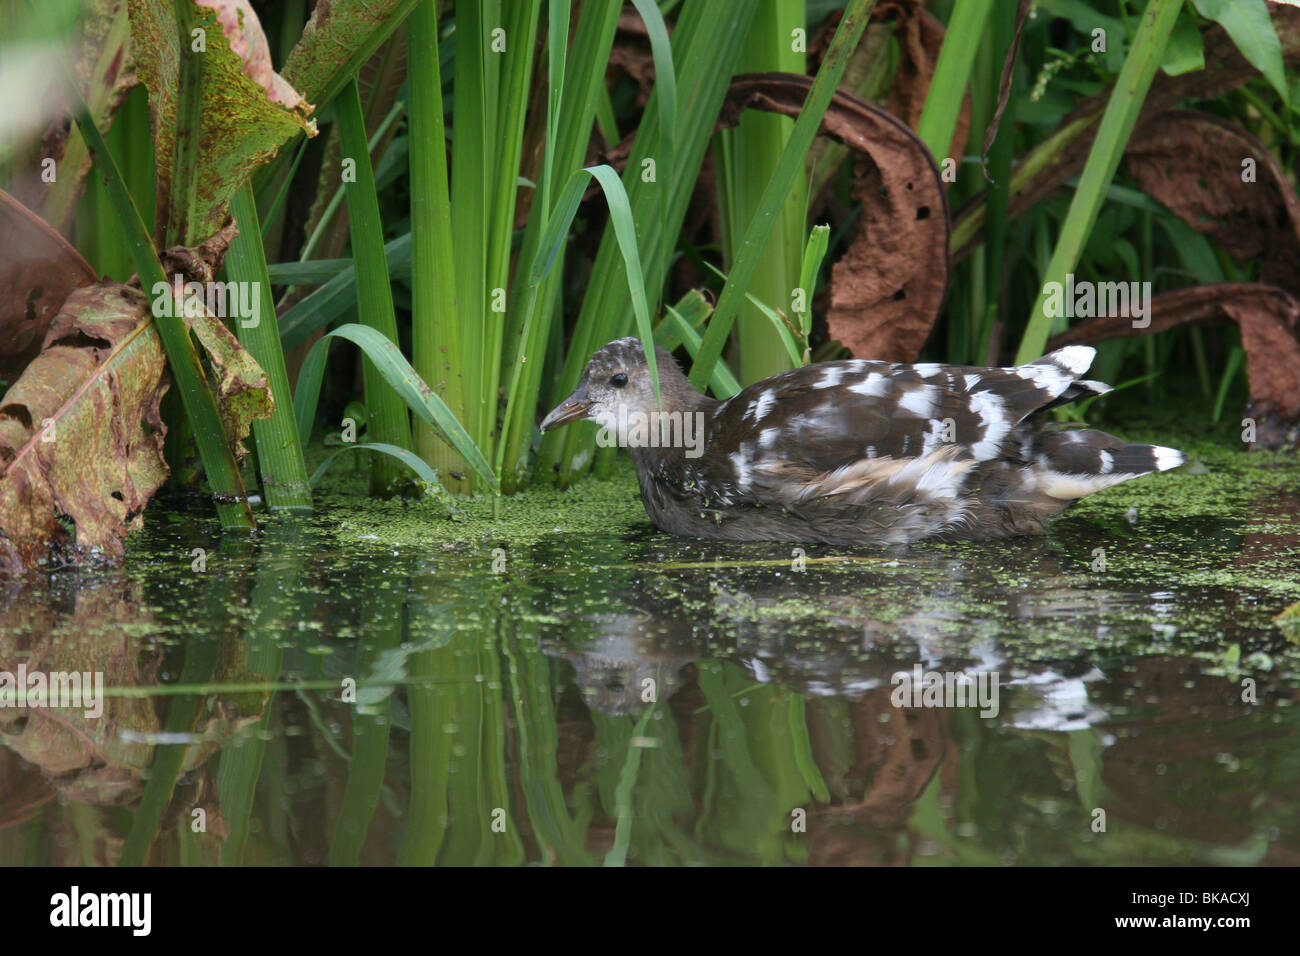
left=954, top=3, right=1300, bottom=258
left=0, top=189, right=97, bottom=385
left=0, top=283, right=168, bottom=573
left=1123, top=110, right=1300, bottom=295
left=720, top=73, right=950, bottom=362
left=880, top=0, right=970, bottom=164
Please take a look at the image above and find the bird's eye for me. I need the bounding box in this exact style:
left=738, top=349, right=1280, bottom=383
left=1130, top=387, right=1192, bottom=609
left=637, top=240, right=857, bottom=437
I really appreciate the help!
left=609, top=373, right=628, bottom=388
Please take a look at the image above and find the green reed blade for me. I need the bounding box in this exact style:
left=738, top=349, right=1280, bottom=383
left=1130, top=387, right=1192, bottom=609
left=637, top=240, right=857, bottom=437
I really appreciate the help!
left=294, top=324, right=497, bottom=491
left=335, top=77, right=414, bottom=493
left=226, top=185, right=312, bottom=510
left=68, top=73, right=255, bottom=530
left=408, top=0, right=468, bottom=490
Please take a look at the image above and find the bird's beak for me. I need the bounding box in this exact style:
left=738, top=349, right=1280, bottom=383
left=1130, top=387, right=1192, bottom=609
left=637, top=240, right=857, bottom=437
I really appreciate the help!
left=540, top=387, right=592, bottom=432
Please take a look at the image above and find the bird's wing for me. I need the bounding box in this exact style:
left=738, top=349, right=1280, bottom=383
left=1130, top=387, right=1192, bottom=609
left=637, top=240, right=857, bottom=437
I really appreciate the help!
left=692, top=346, right=1107, bottom=507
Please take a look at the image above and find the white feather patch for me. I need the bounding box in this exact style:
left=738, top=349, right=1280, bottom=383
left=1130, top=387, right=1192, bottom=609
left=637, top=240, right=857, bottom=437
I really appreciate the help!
left=897, top=385, right=936, bottom=418
left=817, top=366, right=848, bottom=388
left=1152, top=446, right=1184, bottom=471
left=968, top=390, right=1010, bottom=460
left=847, top=373, right=891, bottom=398
left=1048, top=345, right=1096, bottom=376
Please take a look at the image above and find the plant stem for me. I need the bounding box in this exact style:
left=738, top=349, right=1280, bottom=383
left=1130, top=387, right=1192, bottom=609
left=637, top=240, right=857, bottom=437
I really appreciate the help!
left=916, top=0, right=995, bottom=163
left=69, top=75, right=255, bottom=530
left=690, top=0, right=878, bottom=390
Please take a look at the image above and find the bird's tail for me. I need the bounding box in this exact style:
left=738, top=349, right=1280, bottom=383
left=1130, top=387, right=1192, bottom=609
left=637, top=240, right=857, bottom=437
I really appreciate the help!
left=1028, top=427, right=1184, bottom=501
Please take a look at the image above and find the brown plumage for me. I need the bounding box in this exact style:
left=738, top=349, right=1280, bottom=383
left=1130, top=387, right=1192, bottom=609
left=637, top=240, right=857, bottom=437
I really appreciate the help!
left=541, top=338, right=1184, bottom=546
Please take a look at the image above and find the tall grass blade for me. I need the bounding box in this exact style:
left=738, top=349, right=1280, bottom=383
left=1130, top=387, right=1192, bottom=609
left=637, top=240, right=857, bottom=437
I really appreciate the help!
left=542, top=0, right=763, bottom=482
left=408, top=1, right=468, bottom=490
left=278, top=234, right=412, bottom=348
left=335, top=78, right=415, bottom=492
left=714, top=0, right=804, bottom=384
left=310, top=442, right=442, bottom=489
left=226, top=185, right=312, bottom=510
left=1014, top=0, right=1183, bottom=364
left=915, top=0, right=995, bottom=162
left=496, top=0, right=622, bottom=488
left=67, top=72, right=255, bottom=530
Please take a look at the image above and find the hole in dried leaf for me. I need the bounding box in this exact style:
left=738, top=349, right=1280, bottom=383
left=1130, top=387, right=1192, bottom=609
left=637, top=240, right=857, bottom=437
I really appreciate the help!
left=1, top=404, right=32, bottom=429
left=916, top=206, right=930, bottom=220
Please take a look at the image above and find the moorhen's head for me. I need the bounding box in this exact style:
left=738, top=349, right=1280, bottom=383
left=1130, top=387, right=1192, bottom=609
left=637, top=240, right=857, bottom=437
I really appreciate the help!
left=540, top=337, right=693, bottom=433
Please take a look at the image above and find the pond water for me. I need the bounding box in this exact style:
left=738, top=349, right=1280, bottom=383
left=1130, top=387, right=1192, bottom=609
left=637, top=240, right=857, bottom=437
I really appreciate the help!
left=2, top=439, right=1298, bottom=866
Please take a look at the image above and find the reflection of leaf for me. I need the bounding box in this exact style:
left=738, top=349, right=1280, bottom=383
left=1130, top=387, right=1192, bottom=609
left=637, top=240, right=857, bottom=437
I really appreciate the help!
left=0, top=189, right=97, bottom=385
left=719, top=74, right=950, bottom=363
left=0, top=581, right=161, bottom=805
left=127, top=0, right=315, bottom=244
left=0, top=583, right=267, bottom=813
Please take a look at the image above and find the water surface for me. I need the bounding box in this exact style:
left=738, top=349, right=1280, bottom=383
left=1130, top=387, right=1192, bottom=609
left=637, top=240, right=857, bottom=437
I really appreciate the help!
left=2, top=445, right=1298, bottom=866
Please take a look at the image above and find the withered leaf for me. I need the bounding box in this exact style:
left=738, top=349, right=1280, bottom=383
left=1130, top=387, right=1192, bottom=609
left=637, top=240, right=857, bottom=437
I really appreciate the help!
left=1123, top=110, right=1300, bottom=295
left=954, top=3, right=1300, bottom=259
left=0, top=189, right=98, bottom=386
left=0, top=283, right=168, bottom=572
left=719, top=73, right=950, bottom=363
left=128, top=0, right=316, bottom=245
left=0, top=278, right=273, bottom=573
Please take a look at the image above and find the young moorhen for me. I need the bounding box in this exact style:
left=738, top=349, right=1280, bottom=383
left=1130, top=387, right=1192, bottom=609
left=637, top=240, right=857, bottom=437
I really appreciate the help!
left=541, top=337, right=1184, bottom=546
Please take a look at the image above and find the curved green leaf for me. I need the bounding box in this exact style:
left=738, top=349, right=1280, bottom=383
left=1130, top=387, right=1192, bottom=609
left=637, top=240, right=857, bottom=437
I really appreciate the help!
left=532, top=164, right=660, bottom=403
left=309, top=442, right=440, bottom=490
left=294, top=324, right=497, bottom=491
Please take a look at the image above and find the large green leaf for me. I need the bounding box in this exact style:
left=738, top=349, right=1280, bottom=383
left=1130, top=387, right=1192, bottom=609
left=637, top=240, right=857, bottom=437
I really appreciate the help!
left=127, top=0, right=316, bottom=245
